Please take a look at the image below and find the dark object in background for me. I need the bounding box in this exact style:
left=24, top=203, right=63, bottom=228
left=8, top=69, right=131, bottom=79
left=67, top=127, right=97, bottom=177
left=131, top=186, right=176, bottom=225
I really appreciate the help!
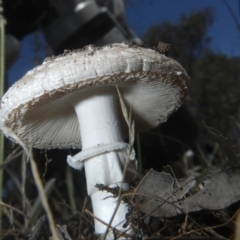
left=3, top=0, right=49, bottom=38
left=5, top=35, right=20, bottom=70
left=3, top=0, right=140, bottom=54
left=140, top=105, right=198, bottom=174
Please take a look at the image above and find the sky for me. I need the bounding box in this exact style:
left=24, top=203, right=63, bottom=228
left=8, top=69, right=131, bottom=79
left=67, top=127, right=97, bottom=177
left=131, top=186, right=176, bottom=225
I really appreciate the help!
left=125, top=0, right=240, bottom=56
left=7, top=0, right=240, bottom=87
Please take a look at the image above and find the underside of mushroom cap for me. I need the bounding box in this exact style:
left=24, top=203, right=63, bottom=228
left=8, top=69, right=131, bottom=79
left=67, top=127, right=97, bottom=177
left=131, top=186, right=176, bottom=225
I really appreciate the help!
left=0, top=43, right=189, bottom=149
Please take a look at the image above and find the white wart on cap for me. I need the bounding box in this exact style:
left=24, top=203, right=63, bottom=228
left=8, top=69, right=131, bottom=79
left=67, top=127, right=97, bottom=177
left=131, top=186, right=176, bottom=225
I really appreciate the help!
left=0, top=43, right=188, bottom=149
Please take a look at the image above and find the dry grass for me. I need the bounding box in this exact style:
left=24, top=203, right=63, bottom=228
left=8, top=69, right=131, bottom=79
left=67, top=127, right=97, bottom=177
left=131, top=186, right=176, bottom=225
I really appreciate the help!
left=0, top=87, right=239, bottom=239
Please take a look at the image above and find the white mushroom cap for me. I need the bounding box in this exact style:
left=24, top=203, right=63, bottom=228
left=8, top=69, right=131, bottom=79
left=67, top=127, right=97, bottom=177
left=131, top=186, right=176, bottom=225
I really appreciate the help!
left=0, top=43, right=189, bottom=149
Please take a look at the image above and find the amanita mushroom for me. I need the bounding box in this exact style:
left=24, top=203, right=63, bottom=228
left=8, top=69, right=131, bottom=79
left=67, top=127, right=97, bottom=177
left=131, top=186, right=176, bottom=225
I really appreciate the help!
left=0, top=43, right=189, bottom=238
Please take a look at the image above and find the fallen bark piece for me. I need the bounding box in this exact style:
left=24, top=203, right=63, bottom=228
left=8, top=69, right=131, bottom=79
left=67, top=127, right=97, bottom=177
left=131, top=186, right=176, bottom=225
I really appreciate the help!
left=184, top=167, right=240, bottom=212
left=132, top=169, right=195, bottom=217
left=132, top=167, right=240, bottom=217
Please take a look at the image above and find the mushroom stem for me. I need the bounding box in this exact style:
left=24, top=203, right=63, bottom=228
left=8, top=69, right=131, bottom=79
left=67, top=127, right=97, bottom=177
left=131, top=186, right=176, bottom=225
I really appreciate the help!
left=73, top=87, right=132, bottom=237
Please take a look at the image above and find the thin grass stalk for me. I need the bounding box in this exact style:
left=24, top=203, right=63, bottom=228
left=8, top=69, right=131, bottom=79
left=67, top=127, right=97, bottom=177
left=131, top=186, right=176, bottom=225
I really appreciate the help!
left=0, top=146, right=22, bottom=170
left=28, top=148, right=59, bottom=240
left=0, top=0, right=5, bottom=232
left=66, top=167, right=77, bottom=212
left=21, top=152, right=28, bottom=228
left=28, top=178, right=56, bottom=226
left=0, top=201, right=25, bottom=217
left=136, top=134, right=142, bottom=173
left=102, top=86, right=135, bottom=239
left=235, top=209, right=240, bottom=240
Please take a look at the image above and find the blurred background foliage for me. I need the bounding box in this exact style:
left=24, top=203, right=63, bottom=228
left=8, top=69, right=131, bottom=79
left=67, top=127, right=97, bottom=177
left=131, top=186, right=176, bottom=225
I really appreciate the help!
left=143, top=8, right=240, bottom=143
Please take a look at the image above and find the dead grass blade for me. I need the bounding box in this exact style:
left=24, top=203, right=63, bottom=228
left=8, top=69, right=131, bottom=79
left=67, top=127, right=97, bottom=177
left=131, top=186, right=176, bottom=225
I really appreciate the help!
left=28, top=147, right=59, bottom=240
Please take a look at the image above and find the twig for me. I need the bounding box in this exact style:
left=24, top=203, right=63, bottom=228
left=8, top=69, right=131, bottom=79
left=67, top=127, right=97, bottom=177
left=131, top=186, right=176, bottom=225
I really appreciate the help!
left=223, top=0, right=240, bottom=31
left=58, top=200, right=93, bottom=227
left=28, top=178, right=55, bottom=226
left=0, top=147, right=23, bottom=170
left=85, top=209, right=111, bottom=229
left=29, top=215, right=48, bottom=240
left=85, top=209, right=131, bottom=239
left=169, top=209, right=240, bottom=240
left=78, top=197, right=88, bottom=238
left=0, top=201, right=25, bottom=216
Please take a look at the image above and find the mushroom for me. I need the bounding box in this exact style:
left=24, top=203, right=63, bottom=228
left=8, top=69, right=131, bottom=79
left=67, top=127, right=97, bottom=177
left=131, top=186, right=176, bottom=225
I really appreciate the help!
left=0, top=43, right=189, bottom=238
